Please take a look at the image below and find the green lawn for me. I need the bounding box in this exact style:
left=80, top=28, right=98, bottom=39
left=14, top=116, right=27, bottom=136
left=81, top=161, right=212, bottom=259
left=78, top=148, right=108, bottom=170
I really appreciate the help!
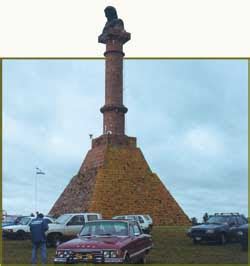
left=2, top=226, right=248, bottom=264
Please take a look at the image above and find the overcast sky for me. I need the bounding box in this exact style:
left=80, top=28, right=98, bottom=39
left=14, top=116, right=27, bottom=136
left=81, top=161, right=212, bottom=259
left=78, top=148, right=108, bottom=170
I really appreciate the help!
left=3, top=59, right=248, bottom=221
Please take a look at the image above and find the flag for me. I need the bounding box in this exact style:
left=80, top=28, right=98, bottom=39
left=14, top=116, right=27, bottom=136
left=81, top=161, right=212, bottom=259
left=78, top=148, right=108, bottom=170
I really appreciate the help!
left=36, top=167, right=45, bottom=175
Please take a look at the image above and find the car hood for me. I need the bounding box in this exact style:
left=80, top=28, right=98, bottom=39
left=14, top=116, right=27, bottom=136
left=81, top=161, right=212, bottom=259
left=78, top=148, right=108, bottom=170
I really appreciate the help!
left=47, top=223, right=66, bottom=231
left=58, top=236, right=130, bottom=250
left=191, top=223, right=226, bottom=230
left=2, top=223, right=14, bottom=227
left=3, top=224, right=27, bottom=230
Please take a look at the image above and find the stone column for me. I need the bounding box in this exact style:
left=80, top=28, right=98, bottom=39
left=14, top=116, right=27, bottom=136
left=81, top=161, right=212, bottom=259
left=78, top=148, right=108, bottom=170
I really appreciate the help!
left=99, top=27, right=130, bottom=135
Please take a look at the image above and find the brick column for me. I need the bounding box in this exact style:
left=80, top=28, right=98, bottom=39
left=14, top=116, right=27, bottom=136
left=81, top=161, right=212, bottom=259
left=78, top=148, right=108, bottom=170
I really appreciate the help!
left=99, top=28, right=130, bottom=135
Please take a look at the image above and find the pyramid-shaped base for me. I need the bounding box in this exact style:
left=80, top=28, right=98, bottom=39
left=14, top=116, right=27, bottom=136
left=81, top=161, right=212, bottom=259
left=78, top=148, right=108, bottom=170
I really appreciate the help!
left=49, top=135, right=190, bottom=225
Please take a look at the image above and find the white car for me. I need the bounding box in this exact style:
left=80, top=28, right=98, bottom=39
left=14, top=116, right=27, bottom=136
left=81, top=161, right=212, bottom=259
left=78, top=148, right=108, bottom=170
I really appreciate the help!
left=2, top=216, right=55, bottom=240
left=112, top=214, right=153, bottom=233
left=46, top=212, right=102, bottom=247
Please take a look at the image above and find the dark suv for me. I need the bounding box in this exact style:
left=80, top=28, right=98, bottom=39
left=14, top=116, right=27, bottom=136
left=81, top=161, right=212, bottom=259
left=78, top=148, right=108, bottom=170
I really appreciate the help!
left=186, top=213, right=247, bottom=245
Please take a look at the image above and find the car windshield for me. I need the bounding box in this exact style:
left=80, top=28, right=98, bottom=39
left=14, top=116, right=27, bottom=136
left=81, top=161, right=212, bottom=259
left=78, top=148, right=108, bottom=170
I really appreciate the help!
left=206, top=216, right=230, bottom=224
left=143, top=215, right=151, bottom=221
left=127, top=216, right=137, bottom=221
left=80, top=221, right=128, bottom=237
left=4, top=217, right=16, bottom=223
left=18, top=217, right=31, bottom=225
left=55, top=214, right=72, bottom=224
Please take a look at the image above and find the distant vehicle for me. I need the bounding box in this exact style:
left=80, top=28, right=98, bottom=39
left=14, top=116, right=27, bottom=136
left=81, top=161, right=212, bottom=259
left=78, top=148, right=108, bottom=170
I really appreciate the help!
left=46, top=213, right=102, bottom=247
left=54, top=219, right=153, bottom=264
left=187, top=213, right=247, bottom=245
left=2, top=216, right=55, bottom=240
left=2, top=215, right=27, bottom=228
left=2, top=217, right=18, bottom=228
left=112, top=215, right=152, bottom=233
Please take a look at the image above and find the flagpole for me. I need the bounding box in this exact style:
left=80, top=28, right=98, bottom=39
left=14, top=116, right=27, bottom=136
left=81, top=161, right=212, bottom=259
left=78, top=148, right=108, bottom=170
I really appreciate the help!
left=35, top=167, right=45, bottom=213
left=35, top=170, right=37, bottom=212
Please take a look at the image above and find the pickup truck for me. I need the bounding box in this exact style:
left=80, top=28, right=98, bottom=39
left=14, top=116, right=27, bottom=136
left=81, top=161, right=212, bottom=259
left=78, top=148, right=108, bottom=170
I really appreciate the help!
left=46, top=213, right=102, bottom=247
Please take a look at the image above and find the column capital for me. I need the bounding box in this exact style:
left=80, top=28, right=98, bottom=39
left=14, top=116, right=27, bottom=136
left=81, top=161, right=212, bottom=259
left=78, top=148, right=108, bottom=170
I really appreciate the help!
left=98, top=28, right=131, bottom=44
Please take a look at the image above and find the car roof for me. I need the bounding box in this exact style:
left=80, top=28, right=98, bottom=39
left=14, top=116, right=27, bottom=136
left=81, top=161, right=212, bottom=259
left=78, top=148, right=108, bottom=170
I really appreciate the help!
left=114, top=214, right=142, bottom=216
left=27, top=216, right=54, bottom=220
left=86, top=219, right=129, bottom=223
left=59, top=213, right=101, bottom=216
left=213, top=213, right=241, bottom=216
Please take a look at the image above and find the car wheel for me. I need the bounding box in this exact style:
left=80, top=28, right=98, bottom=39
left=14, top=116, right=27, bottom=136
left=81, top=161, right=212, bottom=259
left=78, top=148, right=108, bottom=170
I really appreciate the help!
left=124, top=254, right=131, bottom=264
left=219, top=233, right=227, bottom=245
left=192, top=238, right=199, bottom=244
left=49, top=233, right=62, bottom=247
left=138, top=255, right=147, bottom=264
left=17, top=230, right=25, bottom=240
left=241, top=241, right=248, bottom=251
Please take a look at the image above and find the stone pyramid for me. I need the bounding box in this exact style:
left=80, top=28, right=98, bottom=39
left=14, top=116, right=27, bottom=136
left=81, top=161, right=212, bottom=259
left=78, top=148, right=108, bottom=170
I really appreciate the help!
left=49, top=136, right=190, bottom=225
left=49, top=6, right=190, bottom=225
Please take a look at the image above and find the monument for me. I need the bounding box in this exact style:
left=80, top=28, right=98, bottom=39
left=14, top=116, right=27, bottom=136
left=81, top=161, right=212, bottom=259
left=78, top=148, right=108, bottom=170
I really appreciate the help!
left=49, top=6, right=190, bottom=225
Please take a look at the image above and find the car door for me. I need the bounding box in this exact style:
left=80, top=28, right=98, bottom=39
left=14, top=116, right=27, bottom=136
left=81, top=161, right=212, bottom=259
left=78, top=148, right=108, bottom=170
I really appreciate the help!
left=228, top=216, right=239, bottom=239
left=232, top=216, right=247, bottom=238
left=64, top=215, right=85, bottom=236
left=126, top=223, right=138, bottom=260
left=86, top=214, right=99, bottom=222
left=129, top=222, right=145, bottom=262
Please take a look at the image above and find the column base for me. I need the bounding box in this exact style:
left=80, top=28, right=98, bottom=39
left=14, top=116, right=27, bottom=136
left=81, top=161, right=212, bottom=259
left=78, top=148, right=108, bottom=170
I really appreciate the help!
left=92, top=134, right=137, bottom=148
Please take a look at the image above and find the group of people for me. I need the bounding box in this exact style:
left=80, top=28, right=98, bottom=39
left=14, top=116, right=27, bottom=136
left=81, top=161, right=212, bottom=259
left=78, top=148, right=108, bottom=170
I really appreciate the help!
left=29, top=212, right=48, bottom=265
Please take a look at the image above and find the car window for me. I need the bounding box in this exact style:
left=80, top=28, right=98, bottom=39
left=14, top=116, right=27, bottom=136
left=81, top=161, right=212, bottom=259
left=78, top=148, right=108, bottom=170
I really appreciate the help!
left=19, top=217, right=31, bottom=225
left=127, top=215, right=136, bottom=221
left=132, top=223, right=141, bottom=235
left=237, top=216, right=246, bottom=225
left=56, top=214, right=73, bottom=224
left=143, top=215, right=151, bottom=221
left=129, top=225, right=134, bottom=236
left=68, top=215, right=85, bottom=226
left=138, top=216, right=144, bottom=224
left=207, top=216, right=230, bottom=224
left=87, top=215, right=98, bottom=221
left=229, top=217, right=237, bottom=225
left=80, top=221, right=128, bottom=236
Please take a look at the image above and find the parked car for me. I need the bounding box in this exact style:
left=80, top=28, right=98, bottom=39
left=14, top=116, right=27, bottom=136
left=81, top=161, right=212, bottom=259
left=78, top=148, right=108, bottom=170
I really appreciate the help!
left=2, top=216, right=55, bottom=240
left=2, top=217, right=17, bottom=228
left=54, top=219, right=153, bottom=264
left=46, top=213, right=102, bottom=247
left=187, top=213, right=247, bottom=245
left=2, top=215, right=26, bottom=228
left=112, top=214, right=152, bottom=233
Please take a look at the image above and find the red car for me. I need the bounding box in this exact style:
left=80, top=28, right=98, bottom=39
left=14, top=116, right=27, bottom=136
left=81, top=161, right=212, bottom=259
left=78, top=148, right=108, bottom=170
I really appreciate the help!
left=54, top=219, right=153, bottom=264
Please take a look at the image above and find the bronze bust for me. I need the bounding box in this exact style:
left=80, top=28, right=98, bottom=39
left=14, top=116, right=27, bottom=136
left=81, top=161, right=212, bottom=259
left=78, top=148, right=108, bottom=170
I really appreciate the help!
left=102, top=6, right=124, bottom=34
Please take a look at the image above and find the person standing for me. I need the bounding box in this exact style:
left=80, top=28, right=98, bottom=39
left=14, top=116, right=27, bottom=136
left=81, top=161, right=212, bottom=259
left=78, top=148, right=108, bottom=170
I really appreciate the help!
left=29, top=213, right=48, bottom=265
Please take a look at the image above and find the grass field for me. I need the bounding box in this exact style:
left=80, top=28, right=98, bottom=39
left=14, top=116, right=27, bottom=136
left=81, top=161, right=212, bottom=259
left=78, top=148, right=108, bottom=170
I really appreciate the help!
left=2, top=226, right=248, bottom=264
